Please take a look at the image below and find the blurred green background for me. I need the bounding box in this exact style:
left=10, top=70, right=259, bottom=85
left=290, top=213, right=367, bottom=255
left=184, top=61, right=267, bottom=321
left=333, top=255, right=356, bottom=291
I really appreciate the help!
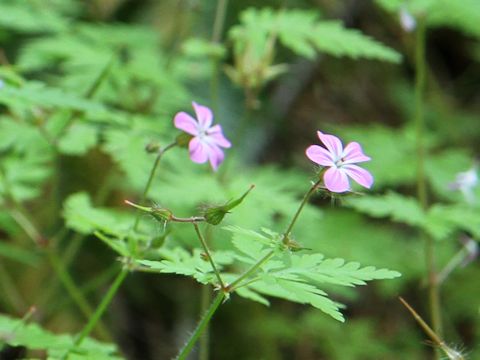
left=0, top=0, right=479, bottom=359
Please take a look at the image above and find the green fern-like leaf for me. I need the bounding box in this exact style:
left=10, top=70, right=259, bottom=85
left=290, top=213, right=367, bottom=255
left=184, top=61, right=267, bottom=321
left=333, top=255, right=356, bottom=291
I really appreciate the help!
left=136, top=247, right=235, bottom=285
left=231, top=8, right=401, bottom=63
left=0, top=313, right=121, bottom=359
left=345, top=192, right=426, bottom=227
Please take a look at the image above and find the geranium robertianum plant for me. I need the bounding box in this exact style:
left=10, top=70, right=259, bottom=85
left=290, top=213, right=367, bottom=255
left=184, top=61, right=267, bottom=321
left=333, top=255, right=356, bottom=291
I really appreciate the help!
left=55, top=102, right=400, bottom=359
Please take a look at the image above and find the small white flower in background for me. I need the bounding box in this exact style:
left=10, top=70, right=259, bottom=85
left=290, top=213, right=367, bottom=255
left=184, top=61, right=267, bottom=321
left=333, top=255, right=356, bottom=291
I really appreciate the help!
left=0, top=79, right=4, bottom=89
left=460, top=236, right=478, bottom=267
left=448, top=165, right=478, bottom=203
left=399, top=7, right=416, bottom=32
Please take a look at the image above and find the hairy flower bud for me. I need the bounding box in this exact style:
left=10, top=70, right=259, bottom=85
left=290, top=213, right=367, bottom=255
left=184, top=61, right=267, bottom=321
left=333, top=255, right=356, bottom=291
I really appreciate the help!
left=203, top=185, right=255, bottom=225
left=124, top=200, right=172, bottom=223
left=151, top=206, right=173, bottom=222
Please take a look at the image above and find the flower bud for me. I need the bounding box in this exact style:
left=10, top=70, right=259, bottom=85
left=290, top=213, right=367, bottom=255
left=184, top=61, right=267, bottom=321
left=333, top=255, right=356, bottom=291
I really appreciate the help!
left=145, top=142, right=161, bottom=153
left=151, top=206, right=173, bottom=222
left=203, top=185, right=254, bottom=225
left=124, top=200, right=172, bottom=223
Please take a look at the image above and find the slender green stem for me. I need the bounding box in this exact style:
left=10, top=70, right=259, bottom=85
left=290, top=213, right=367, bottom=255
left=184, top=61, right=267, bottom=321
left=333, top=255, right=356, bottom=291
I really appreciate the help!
left=66, top=268, right=128, bottom=356
left=46, top=250, right=111, bottom=340
left=175, top=292, right=225, bottom=360
left=414, top=17, right=442, bottom=343
left=283, top=179, right=322, bottom=242
left=228, top=250, right=275, bottom=291
left=198, top=286, right=211, bottom=360
left=399, top=298, right=464, bottom=360
left=210, top=0, right=229, bottom=111
left=212, top=0, right=229, bottom=43
left=132, top=143, right=176, bottom=232
left=193, top=223, right=226, bottom=289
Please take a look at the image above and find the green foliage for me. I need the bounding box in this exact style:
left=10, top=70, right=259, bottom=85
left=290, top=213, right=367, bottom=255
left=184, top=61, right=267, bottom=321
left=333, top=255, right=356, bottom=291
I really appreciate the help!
left=346, top=192, right=480, bottom=240
left=0, top=314, right=120, bottom=359
left=137, top=248, right=235, bottom=285
left=224, top=226, right=400, bottom=321
left=0, top=0, right=78, bottom=34
left=230, top=8, right=401, bottom=62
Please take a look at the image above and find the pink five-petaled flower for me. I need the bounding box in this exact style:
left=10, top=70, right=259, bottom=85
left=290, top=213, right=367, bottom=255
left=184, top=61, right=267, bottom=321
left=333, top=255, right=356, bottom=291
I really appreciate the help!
left=174, top=102, right=231, bottom=171
left=306, top=131, right=373, bottom=193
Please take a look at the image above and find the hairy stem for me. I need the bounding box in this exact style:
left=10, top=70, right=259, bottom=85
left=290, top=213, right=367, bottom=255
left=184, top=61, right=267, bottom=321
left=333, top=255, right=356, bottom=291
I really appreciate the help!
left=175, top=292, right=225, bottom=360
left=193, top=223, right=226, bottom=289
left=198, top=286, right=212, bottom=360
left=414, top=17, right=442, bottom=346
left=283, top=179, right=322, bottom=242
left=64, top=268, right=128, bottom=358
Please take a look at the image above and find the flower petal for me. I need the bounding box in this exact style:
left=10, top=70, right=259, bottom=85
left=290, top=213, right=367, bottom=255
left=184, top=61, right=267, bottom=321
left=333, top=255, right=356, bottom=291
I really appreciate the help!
left=324, top=167, right=350, bottom=193
left=207, top=124, right=231, bottom=148
left=192, top=102, right=213, bottom=129
left=208, top=145, right=225, bottom=171
left=343, top=164, right=374, bottom=189
left=317, top=131, right=343, bottom=160
left=305, top=145, right=335, bottom=166
left=189, top=137, right=209, bottom=164
left=342, top=142, right=371, bottom=164
left=174, top=112, right=199, bottom=136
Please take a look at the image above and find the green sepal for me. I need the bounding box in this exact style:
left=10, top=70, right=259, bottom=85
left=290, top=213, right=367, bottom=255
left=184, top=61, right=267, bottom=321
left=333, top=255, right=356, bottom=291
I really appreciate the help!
left=203, top=185, right=255, bottom=225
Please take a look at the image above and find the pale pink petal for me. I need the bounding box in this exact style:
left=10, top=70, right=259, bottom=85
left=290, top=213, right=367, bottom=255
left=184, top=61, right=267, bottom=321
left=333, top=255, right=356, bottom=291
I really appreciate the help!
left=207, top=144, right=225, bottom=171
left=342, top=142, right=371, bottom=164
left=305, top=145, right=335, bottom=166
left=324, top=167, right=350, bottom=193
left=189, top=137, right=208, bottom=164
left=343, top=164, right=374, bottom=189
left=207, top=124, right=231, bottom=148
left=174, top=112, right=199, bottom=136
left=317, top=131, right=343, bottom=160
left=192, top=102, right=213, bottom=129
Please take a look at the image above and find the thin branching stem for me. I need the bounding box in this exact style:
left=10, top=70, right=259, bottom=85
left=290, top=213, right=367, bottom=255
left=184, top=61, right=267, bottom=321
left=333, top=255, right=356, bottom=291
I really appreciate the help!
left=63, top=268, right=128, bottom=359
left=132, top=142, right=177, bottom=232
left=414, top=17, right=442, bottom=343
left=283, top=178, right=323, bottom=242
left=175, top=292, right=225, bottom=360
left=193, top=223, right=226, bottom=290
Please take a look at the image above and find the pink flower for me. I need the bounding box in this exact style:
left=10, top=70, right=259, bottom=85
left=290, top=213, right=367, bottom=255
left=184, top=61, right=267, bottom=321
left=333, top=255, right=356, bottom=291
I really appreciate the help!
left=174, top=102, right=231, bottom=171
left=306, top=131, right=373, bottom=193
